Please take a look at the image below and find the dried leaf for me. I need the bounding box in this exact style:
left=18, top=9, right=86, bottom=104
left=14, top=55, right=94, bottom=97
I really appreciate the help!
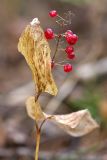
left=52, top=110, right=99, bottom=137
left=26, top=96, right=45, bottom=120
left=26, top=96, right=99, bottom=137
left=18, top=18, right=57, bottom=96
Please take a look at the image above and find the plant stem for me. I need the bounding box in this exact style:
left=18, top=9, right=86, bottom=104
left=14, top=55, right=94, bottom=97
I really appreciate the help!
left=35, top=128, right=41, bottom=160
left=34, top=116, right=53, bottom=160
left=52, top=35, right=60, bottom=61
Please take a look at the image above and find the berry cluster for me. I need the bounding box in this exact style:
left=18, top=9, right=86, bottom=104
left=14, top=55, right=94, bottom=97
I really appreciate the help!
left=44, top=10, right=78, bottom=73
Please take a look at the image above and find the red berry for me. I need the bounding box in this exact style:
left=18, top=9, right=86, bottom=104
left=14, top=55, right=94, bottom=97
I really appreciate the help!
left=64, top=64, right=73, bottom=72
left=51, top=60, right=55, bottom=69
left=44, top=28, right=54, bottom=39
left=66, top=30, right=73, bottom=35
left=49, top=10, right=58, bottom=17
left=65, top=46, right=74, bottom=54
left=67, top=52, right=75, bottom=59
left=66, top=34, right=78, bottom=45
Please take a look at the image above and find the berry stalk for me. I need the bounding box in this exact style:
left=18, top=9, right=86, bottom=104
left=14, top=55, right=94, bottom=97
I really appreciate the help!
left=52, top=34, right=61, bottom=61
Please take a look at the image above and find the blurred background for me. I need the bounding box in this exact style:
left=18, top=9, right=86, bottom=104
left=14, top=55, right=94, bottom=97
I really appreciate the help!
left=0, top=0, right=107, bottom=160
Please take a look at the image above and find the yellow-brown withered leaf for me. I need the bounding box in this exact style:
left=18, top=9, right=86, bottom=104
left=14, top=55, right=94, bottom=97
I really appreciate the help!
left=26, top=96, right=99, bottom=137
left=26, top=96, right=45, bottom=120
left=18, top=18, right=58, bottom=96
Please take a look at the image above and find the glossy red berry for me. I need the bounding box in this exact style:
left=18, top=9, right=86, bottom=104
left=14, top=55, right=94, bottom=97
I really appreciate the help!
left=51, top=60, right=55, bottom=69
left=64, top=64, right=73, bottom=72
left=66, top=34, right=78, bottom=45
left=49, top=10, right=58, bottom=17
left=44, top=28, right=54, bottom=39
left=65, top=46, right=74, bottom=54
left=67, top=52, right=75, bottom=59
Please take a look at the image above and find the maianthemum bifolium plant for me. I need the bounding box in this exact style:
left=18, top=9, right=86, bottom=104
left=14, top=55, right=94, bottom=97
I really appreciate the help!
left=18, top=10, right=99, bottom=160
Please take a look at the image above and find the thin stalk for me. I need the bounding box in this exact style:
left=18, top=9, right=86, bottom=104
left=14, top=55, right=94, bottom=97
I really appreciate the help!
left=39, top=116, right=53, bottom=131
left=52, top=35, right=60, bottom=61
left=57, top=60, right=68, bottom=64
left=57, top=15, right=67, bottom=22
left=35, top=128, right=41, bottom=160
left=34, top=116, right=52, bottom=160
left=55, top=63, right=64, bottom=66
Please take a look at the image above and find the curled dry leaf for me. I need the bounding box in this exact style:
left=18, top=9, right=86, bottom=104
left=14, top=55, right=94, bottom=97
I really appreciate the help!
left=26, top=96, right=45, bottom=120
left=18, top=18, right=58, bottom=96
left=26, top=96, right=99, bottom=137
left=52, top=110, right=99, bottom=137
